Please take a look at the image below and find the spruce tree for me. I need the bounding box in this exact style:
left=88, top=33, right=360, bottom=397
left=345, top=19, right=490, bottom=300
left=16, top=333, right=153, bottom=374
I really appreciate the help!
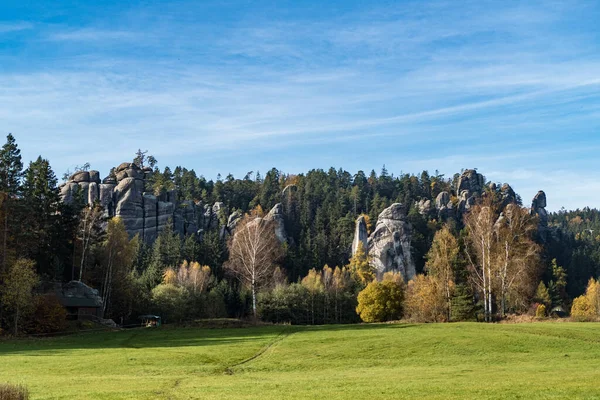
left=0, top=133, right=24, bottom=273
left=21, top=156, right=61, bottom=277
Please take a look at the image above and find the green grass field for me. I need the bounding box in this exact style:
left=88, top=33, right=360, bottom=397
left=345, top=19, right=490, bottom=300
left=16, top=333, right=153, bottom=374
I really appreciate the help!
left=1, top=322, right=600, bottom=399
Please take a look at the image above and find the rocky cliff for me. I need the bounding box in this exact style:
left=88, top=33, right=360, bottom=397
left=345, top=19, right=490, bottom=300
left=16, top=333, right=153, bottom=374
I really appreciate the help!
left=352, top=203, right=416, bottom=282
left=60, top=163, right=287, bottom=243
left=61, top=164, right=211, bottom=241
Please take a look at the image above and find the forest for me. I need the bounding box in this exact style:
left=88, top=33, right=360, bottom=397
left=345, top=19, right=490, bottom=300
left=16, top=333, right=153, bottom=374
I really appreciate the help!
left=1, top=133, right=600, bottom=335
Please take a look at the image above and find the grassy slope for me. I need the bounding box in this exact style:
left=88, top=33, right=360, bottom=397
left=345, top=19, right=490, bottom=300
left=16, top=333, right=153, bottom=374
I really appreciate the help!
left=1, top=323, right=600, bottom=399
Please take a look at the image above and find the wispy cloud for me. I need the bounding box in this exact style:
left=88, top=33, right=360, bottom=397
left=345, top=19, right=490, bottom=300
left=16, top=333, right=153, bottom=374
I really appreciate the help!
left=1, top=0, right=599, bottom=210
left=0, top=21, right=33, bottom=33
left=46, top=28, right=138, bottom=42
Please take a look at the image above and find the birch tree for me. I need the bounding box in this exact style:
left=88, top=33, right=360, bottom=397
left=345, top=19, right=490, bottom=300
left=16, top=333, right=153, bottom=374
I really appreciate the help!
left=494, top=204, right=541, bottom=315
left=464, top=198, right=498, bottom=322
left=76, top=203, right=104, bottom=282
left=225, top=214, right=283, bottom=318
left=101, top=218, right=138, bottom=316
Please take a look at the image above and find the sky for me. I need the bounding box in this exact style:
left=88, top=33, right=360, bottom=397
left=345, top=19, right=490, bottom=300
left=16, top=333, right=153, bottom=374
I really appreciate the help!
left=1, top=0, right=599, bottom=211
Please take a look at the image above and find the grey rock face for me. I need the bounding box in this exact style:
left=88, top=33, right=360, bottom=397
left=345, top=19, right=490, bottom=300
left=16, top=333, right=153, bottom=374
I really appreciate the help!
left=115, top=163, right=143, bottom=181
left=532, top=191, right=547, bottom=210
left=89, top=170, right=101, bottom=184
left=70, top=171, right=90, bottom=183
left=455, top=170, right=484, bottom=217
left=365, top=203, right=416, bottom=281
left=435, top=192, right=450, bottom=210
left=88, top=182, right=99, bottom=204
left=499, top=184, right=517, bottom=208
left=351, top=215, right=368, bottom=255
left=264, top=203, right=287, bottom=243
left=434, top=191, right=454, bottom=219
left=220, top=210, right=242, bottom=240
left=60, top=162, right=294, bottom=246
left=60, top=182, right=79, bottom=204
left=531, top=190, right=548, bottom=230
left=99, top=184, right=116, bottom=216
left=417, top=199, right=433, bottom=216
left=457, top=169, right=484, bottom=196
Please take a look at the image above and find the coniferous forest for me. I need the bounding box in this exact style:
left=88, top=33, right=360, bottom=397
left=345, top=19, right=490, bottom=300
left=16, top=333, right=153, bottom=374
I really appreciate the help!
left=1, top=133, right=600, bottom=335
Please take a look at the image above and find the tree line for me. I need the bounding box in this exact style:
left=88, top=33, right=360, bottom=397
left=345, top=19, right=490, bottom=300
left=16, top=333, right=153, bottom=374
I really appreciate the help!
left=1, top=134, right=600, bottom=335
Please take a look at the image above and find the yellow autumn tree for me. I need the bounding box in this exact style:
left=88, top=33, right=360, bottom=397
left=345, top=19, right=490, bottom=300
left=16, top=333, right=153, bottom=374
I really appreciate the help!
left=301, top=268, right=324, bottom=324
left=571, top=278, right=600, bottom=321
left=163, top=267, right=177, bottom=285
left=348, top=241, right=375, bottom=285
left=404, top=274, right=449, bottom=323
left=425, top=225, right=459, bottom=320
left=356, top=279, right=404, bottom=323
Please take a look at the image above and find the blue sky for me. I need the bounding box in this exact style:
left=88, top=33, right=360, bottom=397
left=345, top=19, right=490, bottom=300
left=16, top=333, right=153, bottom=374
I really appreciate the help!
left=1, top=0, right=599, bottom=211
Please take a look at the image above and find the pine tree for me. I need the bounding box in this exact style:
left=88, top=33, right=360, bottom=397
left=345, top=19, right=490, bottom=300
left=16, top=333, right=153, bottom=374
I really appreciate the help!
left=450, top=284, right=475, bottom=321
left=21, top=156, right=61, bottom=277
left=0, top=134, right=24, bottom=273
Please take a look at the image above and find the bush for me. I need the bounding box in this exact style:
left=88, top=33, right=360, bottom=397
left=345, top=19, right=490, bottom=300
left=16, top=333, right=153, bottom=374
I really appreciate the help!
left=26, top=295, right=67, bottom=334
left=199, top=291, right=227, bottom=319
left=356, top=280, right=404, bottom=323
left=0, top=383, right=29, bottom=400
left=571, top=278, right=600, bottom=321
left=404, top=275, right=448, bottom=323
left=151, top=284, right=190, bottom=324
left=535, top=304, right=546, bottom=318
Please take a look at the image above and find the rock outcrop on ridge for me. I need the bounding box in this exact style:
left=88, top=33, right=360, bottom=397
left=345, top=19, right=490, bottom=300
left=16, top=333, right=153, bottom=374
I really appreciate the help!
left=60, top=164, right=289, bottom=244
left=61, top=164, right=202, bottom=242
left=352, top=203, right=416, bottom=282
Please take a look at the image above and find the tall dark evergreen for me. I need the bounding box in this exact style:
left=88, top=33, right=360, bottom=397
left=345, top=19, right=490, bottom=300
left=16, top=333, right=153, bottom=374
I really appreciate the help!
left=0, top=133, right=24, bottom=273
left=20, top=157, right=64, bottom=278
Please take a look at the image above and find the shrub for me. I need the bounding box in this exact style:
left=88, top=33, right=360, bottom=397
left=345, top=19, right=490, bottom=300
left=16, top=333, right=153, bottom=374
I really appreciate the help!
left=26, top=295, right=67, bottom=334
left=356, top=280, right=404, bottom=323
left=535, top=304, right=546, bottom=318
left=151, top=284, right=190, bottom=324
left=0, top=383, right=29, bottom=400
left=404, top=275, right=448, bottom=323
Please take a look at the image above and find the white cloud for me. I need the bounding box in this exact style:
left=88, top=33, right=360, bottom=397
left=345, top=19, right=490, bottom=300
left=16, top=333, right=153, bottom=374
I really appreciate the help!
left=2, top=0, right=600, bottom=210
left=0, top=22, right=33, bottom=33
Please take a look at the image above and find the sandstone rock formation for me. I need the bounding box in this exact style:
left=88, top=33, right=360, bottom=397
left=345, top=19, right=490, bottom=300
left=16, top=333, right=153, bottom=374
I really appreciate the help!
left=499, top=183, right=517, bottom=209
left=61, top=164, right=206, bottom=242
left=60, top=165, right=291, bottom=245
left=264, top=203, right=288, bottom=243
left=531, top=190, right=549, bottom=241
left=352, top=203, right=416, bottom=281
left=351, top=215, right=368, bottom=254
left=435, top=191, right=453, bottom=219
left=456, top=169, right=484, bottom=215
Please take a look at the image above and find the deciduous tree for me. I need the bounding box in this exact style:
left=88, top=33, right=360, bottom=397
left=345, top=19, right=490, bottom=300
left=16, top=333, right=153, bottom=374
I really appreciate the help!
left=426, top=225, right=459, bottom=320
left=225, top=214, right=284, bottom=318
left=1, top=259, right=38, bottom=335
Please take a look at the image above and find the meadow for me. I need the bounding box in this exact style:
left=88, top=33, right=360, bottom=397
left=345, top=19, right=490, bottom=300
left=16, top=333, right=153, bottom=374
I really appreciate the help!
left=1, top=322, right=600, bottom=399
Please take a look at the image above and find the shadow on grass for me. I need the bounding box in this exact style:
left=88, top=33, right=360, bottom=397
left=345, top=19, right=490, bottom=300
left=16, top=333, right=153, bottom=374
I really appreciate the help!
left=0, top=323, right=416, bottom=355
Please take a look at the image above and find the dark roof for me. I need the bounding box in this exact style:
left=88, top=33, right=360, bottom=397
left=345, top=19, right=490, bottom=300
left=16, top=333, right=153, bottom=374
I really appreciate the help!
left=139, top=315, right=161, bottom=320
left=55, top=281, right=103, bottom=308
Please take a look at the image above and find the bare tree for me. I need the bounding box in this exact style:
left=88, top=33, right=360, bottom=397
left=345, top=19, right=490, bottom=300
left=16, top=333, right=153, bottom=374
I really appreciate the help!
left=494, top=204, right=541, bottom=315
left=75, top=203, right=104, bottom=282
left=225, top=214, right=283, bottom=318
left=101, top=218, right=138, bottom=316
left=464, top=198, right=498, bottom=322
